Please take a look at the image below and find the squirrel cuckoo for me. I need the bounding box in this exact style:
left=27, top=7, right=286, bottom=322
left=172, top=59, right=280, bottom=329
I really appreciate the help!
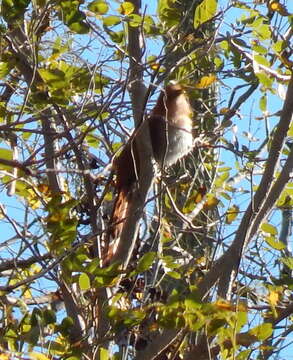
left=107, top=84, right=193, bottom=258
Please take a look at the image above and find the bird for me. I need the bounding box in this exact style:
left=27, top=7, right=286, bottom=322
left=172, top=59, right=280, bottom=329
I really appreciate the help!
left=105, top=83, right=193, bottom=261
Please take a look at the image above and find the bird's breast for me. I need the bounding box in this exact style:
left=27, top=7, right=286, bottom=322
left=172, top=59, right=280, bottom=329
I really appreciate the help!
left=162, top=124, right=193, bottom=166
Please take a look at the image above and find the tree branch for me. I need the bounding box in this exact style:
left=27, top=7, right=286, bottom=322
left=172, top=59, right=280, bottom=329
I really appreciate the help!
left=199, top=72, right=293, bottom=299
left=110, top=0, right=154, bottom=269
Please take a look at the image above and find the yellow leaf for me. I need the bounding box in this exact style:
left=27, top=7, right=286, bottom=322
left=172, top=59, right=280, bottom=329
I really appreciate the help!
left=195, top=75, right=217, bottom=89
left=150, top=63, right=160, bottom=70
left=118, top=1, right=135, bottom=15
left=237, top=302, right=248, bottom=312
left=0, top=353, right=10, bottom=360
left=215, top=299, right=234, bottom=311
left=219, top=107, right=230, bottom=114
left=203, top=194, right=219, bottom=210
left=37, top=183, right=51, bottom=196
left=29, top=352, right=50, bottom=360
left=195, top=256, right=206, bottom=266
left=226, top=205, right=239, bottom=224
left=268, top=290, right=279, bottom=306
left=26, top=189, right=41, bottom=209
left=23, top=289, right=32, bottom=299
left=269, top=1, right=290, bottom=15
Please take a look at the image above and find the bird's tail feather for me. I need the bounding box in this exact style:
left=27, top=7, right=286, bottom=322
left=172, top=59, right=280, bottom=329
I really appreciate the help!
left=103, top=187, right=129, bottom=265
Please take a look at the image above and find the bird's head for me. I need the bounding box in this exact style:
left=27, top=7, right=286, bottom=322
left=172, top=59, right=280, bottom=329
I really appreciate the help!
left=165, top=83, right=186, bottom=99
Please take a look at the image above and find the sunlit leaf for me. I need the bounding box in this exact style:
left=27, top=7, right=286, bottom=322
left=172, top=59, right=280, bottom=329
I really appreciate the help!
left=167, top=271, right=181, bottom=279
left=193, top=0, right=217, bottom=29
left=249, top=323, right=273, bottom=341
left=88, top=0, right=109, bottom=15
left=137, top=252, right=156, bottom=273
left=0, top=354, right=10, bottom=360
left=269, top=2, right=290, bottom=16
left=127, top=14, right=142, bottom=27
left=39, top=68, right=66, bottom=89
left=259, top=94, right=267, bottom=112
left=272, top=40, right=285, bottom=53
left=215, top=299, right=235, bottom=311
left=100, top=347, right=110, bottom=360
left=256, top=72, right=273, bottom=88
left=0, top=62, right=11, bottom=79
left=203, top=194, right=219, bottom=210
left=195, top=75, right=217, bottom=89
left=79, top=273, right=91, bottom=291
left=118, top=1, right=135, bottom=15
left=252, top=43, right=268, bottom=55
left=265, top=237, right=285, bottom=251
left=253, top=54, right=270, bottom=68
left=268, top=290, right=279, bottom=306
left=280, top=257, right=293, bottom=270
left=103, top=15, right=121, bottom=26
left=28, top=352, right=50, bottom=360
left=225, top=205, right=239, bottom=224
left=219, top=107, right=230, bottom=114
left=0, top=148, right=13, bottom=170
left=157, top=0, right=180, bottom=27
left=150, top=62, right=160, bottom=70
left=261, top=223, right=278, bottom=235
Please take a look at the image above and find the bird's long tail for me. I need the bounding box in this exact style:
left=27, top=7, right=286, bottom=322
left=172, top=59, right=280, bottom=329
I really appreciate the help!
left=103, top=187, right=130, bottom=265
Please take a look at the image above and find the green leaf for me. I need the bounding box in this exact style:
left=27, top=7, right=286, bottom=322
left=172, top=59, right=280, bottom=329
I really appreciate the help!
left=0, top=62, right=11, bottom=79
left=265, top=237, right=286, bottom=251
left=272, top=40, right=285, bottom=53
left=237, top=350, right=252, bottom=360
left=39, top=68, right=66, bottom=89
left=252, top=44, right=267, bottom=55
left=254, top=23, right=271, bottom=40
left=1, top=0, right=30, bottom=22
left=143, top=15, right=156, bottom=34
left=136, top=252, right=156, bottom=273
left=86, top=134, right=100, bottom=148
left=107, top=29, right=124, bottom=43
left=184, top=291, right=201, bottom=310
left=214, top=171, right=229, bottom=187
left=59, top=0, right=90, bottom=34
left=0, top=148, right=13, bottom=171
left=79, top=273, right=91, bottom=290
left=249, top=323, right=273, bottom=341
left=127, top=14, right=142, bottom=27
left=259, top=94, right=267, bottom=112
left=253, top=54, right=270, bottom=67
left=43, top=309, right=56, bottom=325
left=118, top=1, right=135, bottom=15
left=59, top=317, right=74, bottom=336
left=256, top=72, right=273, bottom=88
left=218, top=167, right=232, bottom=172
left=157, top=0, right=180, bottom=27
left=100, top=347, right=110, bottom=360
left=280, top=257, right=293, bottom=270
left=88, top=0, right=109, bottom=15
left=68, top=21, right=90, bottom=34
left=167, top=271, right=181, bottom=279
left=103, top=16, right=121, bottom=27
left=261, top=223, right=278, bottom=235
left=225, top=205, right=239, bottom=224
left=194, top=0, right=217, bottom=29
left=287, top=123, right=293, bottom=137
